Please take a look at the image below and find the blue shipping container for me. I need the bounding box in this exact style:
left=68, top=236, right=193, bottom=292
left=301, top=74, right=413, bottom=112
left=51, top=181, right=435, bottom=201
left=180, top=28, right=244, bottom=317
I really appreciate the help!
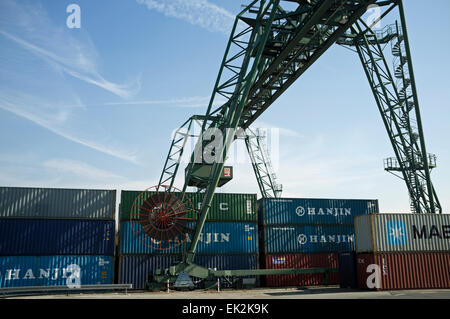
left=0, top=256, right=114, bottom=287
left=118, top=254, right=259, bottom=289
left=0, top=219, right=115, bottom=256
left=262, top=225, right=355, bottom=254
left=119, top=255, right=177, bottom=289
left=119, top=221, right=258, bottom=254
left=258, top=198, right=379, bottom=225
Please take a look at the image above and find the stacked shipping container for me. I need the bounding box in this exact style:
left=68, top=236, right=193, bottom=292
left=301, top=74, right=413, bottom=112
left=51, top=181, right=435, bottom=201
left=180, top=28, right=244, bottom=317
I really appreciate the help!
left=117, top=191, right=260, bottom=289
left=0, top=187, right=116, bottom=288
left=354, top=214, right=450, bottom=290
left=258, top=198, right=379, bottom=287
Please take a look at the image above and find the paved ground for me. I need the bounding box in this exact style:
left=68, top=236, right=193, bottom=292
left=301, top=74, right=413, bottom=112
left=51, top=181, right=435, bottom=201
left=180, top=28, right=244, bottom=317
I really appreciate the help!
left=6, top=286, right=450, bottom=299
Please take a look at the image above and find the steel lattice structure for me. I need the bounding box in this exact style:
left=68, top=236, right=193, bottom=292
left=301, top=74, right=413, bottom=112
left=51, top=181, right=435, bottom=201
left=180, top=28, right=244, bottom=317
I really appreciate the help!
left=244, top=127, right=282, bottom=198
left=337, top=1, right=441, bottom=214
left=141, top=0, right=441, bottom=287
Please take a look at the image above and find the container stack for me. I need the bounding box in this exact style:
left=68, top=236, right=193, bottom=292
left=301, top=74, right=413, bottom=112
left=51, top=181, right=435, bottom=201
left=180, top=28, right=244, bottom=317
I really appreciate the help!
left=118, top=191, right=259, bottom=289
left=354, top=214, right=450, bottom=290
left=258, top=198, right=379, bottom=287
left=0, top=187, right=116, bottom=288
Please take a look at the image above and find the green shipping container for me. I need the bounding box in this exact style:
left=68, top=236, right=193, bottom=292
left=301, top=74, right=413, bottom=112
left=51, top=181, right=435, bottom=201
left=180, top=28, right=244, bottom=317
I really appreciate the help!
left=120, top=191, right=257, bottom=222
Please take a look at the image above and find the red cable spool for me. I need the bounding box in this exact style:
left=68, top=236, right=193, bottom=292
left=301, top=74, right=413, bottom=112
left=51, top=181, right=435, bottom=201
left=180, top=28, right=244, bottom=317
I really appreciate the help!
left=130, top=185, right=197, bottom=250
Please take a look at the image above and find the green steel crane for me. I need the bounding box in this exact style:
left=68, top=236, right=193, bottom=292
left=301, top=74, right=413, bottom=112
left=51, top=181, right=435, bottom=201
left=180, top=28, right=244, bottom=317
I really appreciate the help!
left=131, top=0, right=441, bottom=290
left=336, top=1, right=441, bottom=214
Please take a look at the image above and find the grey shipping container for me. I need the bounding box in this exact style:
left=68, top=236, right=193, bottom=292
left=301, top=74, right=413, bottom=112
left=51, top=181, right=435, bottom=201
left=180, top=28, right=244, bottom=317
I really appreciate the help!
left=354, top=214, right=450, bottom=253
left=0, top=187, right=116, bottom=220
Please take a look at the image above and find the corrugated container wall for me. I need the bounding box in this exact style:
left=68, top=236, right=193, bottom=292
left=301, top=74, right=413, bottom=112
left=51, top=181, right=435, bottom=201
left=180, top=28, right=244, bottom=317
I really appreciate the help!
left=119, top=221, right=257, bottom=255
left=0, top=219, right=115, bottom=256
left=263, top=253, right=339, bottom=287
left=120, top=191, right=257, bottom=222
left=119, top=255, right=177, bottom=289
left=118, top=255, right=259, bottom=290
left=261, top=224, right=355, bottom=254
left=0, top=256, right=114, bottom=287
left=258, top=198, right=379, bottom=225
left=355, top=214, right=450, bottom=253
left=0, top=187, right=116, bottom=220
left=356, top=252, right=450, bottom=290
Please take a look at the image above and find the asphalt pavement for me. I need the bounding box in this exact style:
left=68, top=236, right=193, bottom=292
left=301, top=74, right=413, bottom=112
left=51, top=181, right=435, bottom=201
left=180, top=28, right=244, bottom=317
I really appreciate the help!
left=5, top=286, right=450, bottom=299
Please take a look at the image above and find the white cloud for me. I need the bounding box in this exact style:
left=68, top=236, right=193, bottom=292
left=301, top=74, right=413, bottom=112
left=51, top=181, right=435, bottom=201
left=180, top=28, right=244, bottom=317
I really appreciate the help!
left=116, top=179, right=160, bottom=191
left=0, top=171, right=61, bottom=188
left=0, top=89, right=71, bottom=126
left=0, top=154, right=154, bottom=191
left=252, top=121, right=304, bottom=138
left=89, top=96, right=227, bottom=108
left=0, top=29, right=140, bottom=99
left=43, top=159, right=124, bottom=181
left=0, top=1, right=142, bottom=164
left=136, top=0, right=236, bottom=34
left=0, top=0, right=141, bottom=99
left=0, top=89, right=140, bottom=164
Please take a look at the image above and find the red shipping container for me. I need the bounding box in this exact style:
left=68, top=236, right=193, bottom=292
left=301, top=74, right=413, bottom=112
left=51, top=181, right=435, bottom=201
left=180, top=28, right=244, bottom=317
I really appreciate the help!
left=356, top=253, right=450, bottom=290
left=263, top=253, right=339, bottom=287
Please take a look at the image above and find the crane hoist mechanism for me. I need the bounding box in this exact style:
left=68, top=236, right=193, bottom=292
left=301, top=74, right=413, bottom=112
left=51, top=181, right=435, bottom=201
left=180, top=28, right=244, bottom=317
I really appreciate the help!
left=129, top=0, right=441, bottom=291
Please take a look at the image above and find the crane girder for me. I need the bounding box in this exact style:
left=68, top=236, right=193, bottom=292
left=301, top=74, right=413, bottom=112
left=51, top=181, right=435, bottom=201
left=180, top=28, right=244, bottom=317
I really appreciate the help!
left=153, top=0, right=441, bottom=269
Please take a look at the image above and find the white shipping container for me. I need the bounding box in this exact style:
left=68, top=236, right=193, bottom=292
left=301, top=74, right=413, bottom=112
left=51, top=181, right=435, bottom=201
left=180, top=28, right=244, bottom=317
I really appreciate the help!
left=354, top=214, right=450, bottom=253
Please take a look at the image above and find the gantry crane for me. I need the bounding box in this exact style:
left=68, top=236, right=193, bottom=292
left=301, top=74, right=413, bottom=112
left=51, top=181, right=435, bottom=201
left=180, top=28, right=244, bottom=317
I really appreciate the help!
left=129, top=0, right=441, bottom=290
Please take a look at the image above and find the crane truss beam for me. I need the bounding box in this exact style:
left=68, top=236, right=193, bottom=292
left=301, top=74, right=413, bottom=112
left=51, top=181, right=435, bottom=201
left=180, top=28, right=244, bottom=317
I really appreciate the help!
left=338, top=4, right=441, bottom=214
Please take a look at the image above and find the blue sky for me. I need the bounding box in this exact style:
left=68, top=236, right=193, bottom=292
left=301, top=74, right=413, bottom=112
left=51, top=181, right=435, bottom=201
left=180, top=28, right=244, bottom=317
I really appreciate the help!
left=0, top=0, right=449, bottom=213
